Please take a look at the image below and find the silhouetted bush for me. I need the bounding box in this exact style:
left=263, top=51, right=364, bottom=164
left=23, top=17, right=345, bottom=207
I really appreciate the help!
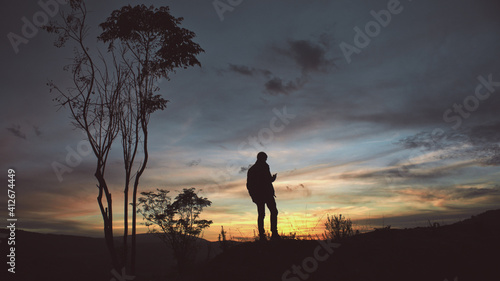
left=138, top=188, right=212, bottom=275
left=428, top=219, right=441, bottom=228
left=323, top=214, right=353, bottom=241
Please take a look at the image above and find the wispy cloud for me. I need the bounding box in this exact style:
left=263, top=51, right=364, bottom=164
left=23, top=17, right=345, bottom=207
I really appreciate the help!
left=224, top=32, right=336, bottom=96
left=397, top=123, right=500, bottom=166
left=1, top=0, right=499, bottom=240
left=272, top=37, right=336, bottom=74
left=187, top=158, right=201, bottom=167
left=227, top=64, right=272, bottom=77
left=33, top=125, right=42, bottom=137
left=264, top=76, right=306, bottom=96
left=6, top=125, right=26, bottom=139
left=280, top=183, right=312, bottom=198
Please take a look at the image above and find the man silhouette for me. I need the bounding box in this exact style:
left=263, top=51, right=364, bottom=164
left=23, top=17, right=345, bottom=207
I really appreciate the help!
left=247, top=152, right=280, bottom=241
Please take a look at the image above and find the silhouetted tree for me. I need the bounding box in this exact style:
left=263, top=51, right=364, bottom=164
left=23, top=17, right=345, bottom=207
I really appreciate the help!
left=45, top=0, right=204, bottom=274
left=138, top=188, right=213, bottom=274
left=44, top=0, right=124, bottom=270
left=98, top=5, right=204, bottom=273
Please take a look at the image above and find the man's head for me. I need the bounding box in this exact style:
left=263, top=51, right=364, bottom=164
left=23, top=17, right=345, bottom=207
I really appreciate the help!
left=257, top=152, right=268, bottom=162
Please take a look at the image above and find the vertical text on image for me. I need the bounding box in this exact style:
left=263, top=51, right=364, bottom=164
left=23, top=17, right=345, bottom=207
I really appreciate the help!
left=7, top=169, right=17, bottom=274
left=208, top=105, right=296, bottom=187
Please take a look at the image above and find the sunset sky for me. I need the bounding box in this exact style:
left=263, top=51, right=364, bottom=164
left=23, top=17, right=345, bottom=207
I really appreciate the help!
left=1, top=0, right=499, bottom=241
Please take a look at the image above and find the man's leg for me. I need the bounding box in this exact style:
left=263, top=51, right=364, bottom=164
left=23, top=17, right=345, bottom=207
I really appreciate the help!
left=256, top=201, right=266, bottom=239
left=266, top=197, right=279, bottom=237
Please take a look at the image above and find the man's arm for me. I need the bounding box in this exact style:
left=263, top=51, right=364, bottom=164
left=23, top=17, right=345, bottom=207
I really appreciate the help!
left=266, top=164, right=277, bottom=182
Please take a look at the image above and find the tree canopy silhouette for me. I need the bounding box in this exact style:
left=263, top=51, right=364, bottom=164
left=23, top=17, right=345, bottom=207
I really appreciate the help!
left=138, top=188, right=213, bottom=275
left=97, top=4, right=204, bottom=274
left=98, top=4, right=203, bottom=77
left=44, top=0, right=204, bottom=274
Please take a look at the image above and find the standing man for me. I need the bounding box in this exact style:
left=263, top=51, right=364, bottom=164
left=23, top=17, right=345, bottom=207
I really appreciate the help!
left=247, top=152, right=281, bottom=241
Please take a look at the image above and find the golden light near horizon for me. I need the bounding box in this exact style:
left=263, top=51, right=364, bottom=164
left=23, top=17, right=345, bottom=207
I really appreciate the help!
left=62, top=161, right=500, bottom=242
left=2, top=0, right=499, bottom=252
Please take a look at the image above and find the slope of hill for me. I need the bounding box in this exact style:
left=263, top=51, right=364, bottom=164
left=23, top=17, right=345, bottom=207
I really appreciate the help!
left=187, top=209, right=500, bottom=281
left=1, top=209, right=499, bottom=281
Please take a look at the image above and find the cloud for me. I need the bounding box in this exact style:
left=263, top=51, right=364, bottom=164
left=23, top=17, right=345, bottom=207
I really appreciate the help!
left=4, top=124, right=43, bottom=140
left=273, top=38, right=336, bottom=74
left=280, top=183, right=312, bottom=198
left=20, top=215, right=99, bottom=236
left=394, top=186, right=500, bottom=204
left=396, top=123, right=500, bottom=166
left=469, top=122, right=500, bottom=144
left=225, top=63, right=302, bottom=96
left=264, top=76, right=306, bottom=96
left=225, top=33, right=336, bottom=96
left=187, top=159, right=201, bottom=167
left=263, top=34, right=336, bottom=95
left=338, top=155, right=479, bottom=187
left=340, top=165, right=446, bottom=182
left=324, top=183, right=500, bottom=212
left=239, top=164, right=252, bottom=174
left=6, top=125, right=26, bottom=139
left=226, top=63, right=303, bottom=96
left=33, top=125, right=42, bottom=137
left=450, top=186, right=500, bottom=200
left=227, top=64, right=272, bottom=77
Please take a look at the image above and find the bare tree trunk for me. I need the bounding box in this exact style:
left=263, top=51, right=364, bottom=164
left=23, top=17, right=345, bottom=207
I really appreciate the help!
left=131, top=125, right=149, bottom=274
left=96, top=171, right=119, bottom=270
left=131, top=186, right=137, bottom=274
left=123, top=178, right=129, bottom=270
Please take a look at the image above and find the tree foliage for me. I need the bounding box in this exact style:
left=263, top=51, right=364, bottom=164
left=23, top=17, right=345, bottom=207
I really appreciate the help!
left=138, top=188, right=212, bottom=273
left=43, top=0, right=204, bottom=274
left=98, top=8, right=204, bottom=273
left=98, top=4, right=203, bottom=78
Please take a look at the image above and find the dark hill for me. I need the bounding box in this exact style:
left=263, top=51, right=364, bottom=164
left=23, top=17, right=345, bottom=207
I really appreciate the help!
left=1, top=209, right=499, bottom=281
left=187, top=209, right=500, bottom=281
left=0, top=230, right=220, bottom=281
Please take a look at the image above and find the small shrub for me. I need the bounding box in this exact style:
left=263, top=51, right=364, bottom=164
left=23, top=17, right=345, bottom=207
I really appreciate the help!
left=281, top=232, right=297, bottom=240
left=428, top=220, right=440, bottom=228
left=323, top=214, right=353, bottom=241
left=375, top=225, right=391, bottom=231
